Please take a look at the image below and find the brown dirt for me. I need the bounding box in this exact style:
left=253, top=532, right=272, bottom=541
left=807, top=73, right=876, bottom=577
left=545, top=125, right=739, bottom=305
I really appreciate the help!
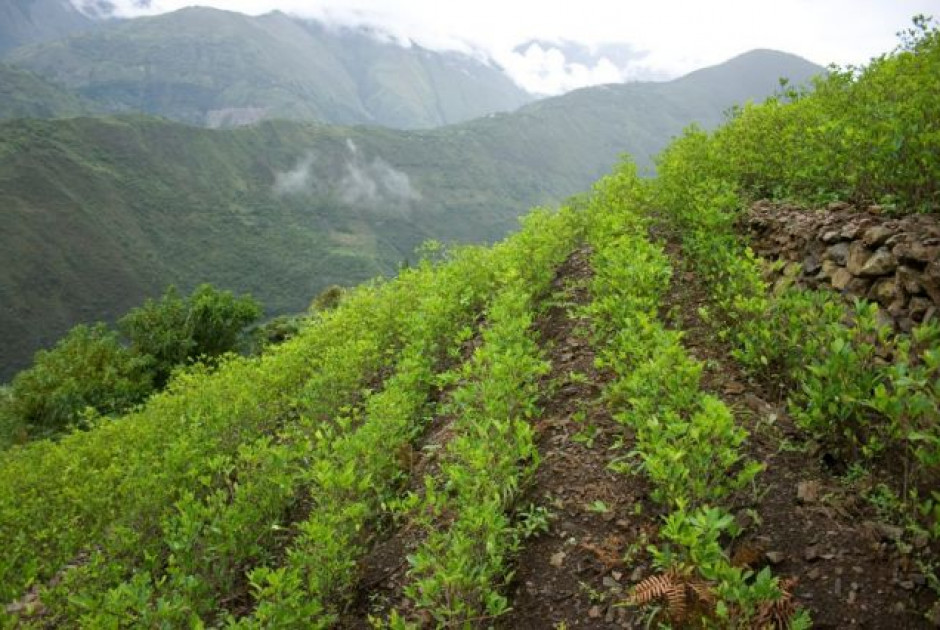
left=340, top=238, right=940, bottom=629
left=339, top=324, right=487, bottom=627
left=499, top=248, right=662, bottom=629
left=659, top=236, right=938, bottom=629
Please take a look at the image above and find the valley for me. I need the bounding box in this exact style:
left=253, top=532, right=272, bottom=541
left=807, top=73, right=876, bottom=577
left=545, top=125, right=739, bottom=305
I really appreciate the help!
left=1, top=5, right=937, bottom=628
left=0, top=48, right=820, bottom=380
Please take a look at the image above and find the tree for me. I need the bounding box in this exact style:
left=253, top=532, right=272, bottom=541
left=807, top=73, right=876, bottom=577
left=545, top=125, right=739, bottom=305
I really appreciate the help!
left=119, top=284, right=262, bottom=386
left=8, top=324, right=153, bottom=435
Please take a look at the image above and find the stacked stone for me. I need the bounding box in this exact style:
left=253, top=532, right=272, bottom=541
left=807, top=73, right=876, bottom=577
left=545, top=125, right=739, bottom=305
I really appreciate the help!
left=744, top=200, right=940, bottom=332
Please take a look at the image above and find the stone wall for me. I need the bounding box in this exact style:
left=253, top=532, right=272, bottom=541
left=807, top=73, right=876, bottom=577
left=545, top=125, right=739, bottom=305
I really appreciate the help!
left=743, top=200, right=940, bottom=332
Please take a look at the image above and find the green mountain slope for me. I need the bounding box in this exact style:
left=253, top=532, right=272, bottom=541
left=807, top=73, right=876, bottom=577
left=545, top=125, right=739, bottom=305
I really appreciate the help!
left=468, top=49, right=823, bottom=180
left=0, top=49, right=822, bottom=380
left=0, top=115, right=557, bottom=381
left=1, top=23, right=938, bottom=627
left=0, top=0, right=94, bottom=54
left=0, top=62, right=91, bottom=118
left=4, top=6, right=532, bottom=128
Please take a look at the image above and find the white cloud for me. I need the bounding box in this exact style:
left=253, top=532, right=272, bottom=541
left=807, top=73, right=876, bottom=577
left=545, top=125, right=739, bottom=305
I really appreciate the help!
left=272, top=152, right=315, bottom=196
left=71, top=0, right=940, bottom=91
left=339, top=140, right=420, bottom=207
left=498, top=43, right=625, bottom=94
left=273, top=140, right=420, bottom=208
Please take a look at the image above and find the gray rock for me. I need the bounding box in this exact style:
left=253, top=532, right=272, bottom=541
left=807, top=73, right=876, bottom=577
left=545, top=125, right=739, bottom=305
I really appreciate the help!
left=926, top=260, right=940, bottom=281
left=797, top=480, right=821, bottom=503
left=842, top=223, right=865, bottom=240
left=910, top=297, right=932, bottom=321
left=869, top=277, right=902, bottom=306
left=818, top=259, right=840, bottom=280
left=827, top=242, right=850, bottom=265
left=862, top=225, right=893, bottom=247
left=921, top=262, right=940, bottom=303
left=897, top=265, right=924, bottom=295
left=803, top=256, right=821, bottom=275
left=846, top=277, right=873, bottom=299
left=847, top=242, right=872, bottom=275
left=858, top=248, right=898, bottom=277
left=765, top=551, right=786, bottom=564
left=831, top=268, right=853, bottom=290
left=894, top=241, right=937, bottom=264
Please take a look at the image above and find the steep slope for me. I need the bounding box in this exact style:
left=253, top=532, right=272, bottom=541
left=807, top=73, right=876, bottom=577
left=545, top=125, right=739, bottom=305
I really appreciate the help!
left=4, top=6, right=532, bottom=129
left=0, top=0, right=94, bottom=54
left=0, top=63, right=91, bottom=118
left=0, top=50, right=822, bottom=380
left=3, top=26, right=938, bottom=629
left=0, top=115, right=560, bottom=381
left=461, top=49, right=823, bottom=181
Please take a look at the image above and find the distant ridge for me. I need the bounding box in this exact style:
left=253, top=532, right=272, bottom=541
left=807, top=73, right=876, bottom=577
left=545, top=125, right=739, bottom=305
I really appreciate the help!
left=0, top=0, right=95, bottom=54
left=5, top=6, right=533, bottom=129
left=0, top=49, right=824, bottom=380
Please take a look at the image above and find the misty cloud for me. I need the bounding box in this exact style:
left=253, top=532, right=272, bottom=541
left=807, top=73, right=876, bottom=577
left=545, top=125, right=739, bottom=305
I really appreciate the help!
left=497, top=41, right=662, bottom=95
left=71, top=0, right=152, bottom=18
left=339, top=140, right=420, bottom=207
left=272, top=152, right=316, bottom=196
left=272, top=140, right=419, bottom=209
left=66, top=0, right=934, bottom=88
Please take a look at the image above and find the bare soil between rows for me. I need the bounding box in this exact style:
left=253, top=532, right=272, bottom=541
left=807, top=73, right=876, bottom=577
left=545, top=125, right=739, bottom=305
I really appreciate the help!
left=658, top=234, right=938, bottom=629
left=340, top=239, right=939, bottom=628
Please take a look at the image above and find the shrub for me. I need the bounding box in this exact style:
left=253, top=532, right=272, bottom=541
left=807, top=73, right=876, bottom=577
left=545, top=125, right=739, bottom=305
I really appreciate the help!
left=119, top=284, right=262, bottom=385
left=310, top=285, right=344, bottom=312
left=7, top=324, right=153, bottom=436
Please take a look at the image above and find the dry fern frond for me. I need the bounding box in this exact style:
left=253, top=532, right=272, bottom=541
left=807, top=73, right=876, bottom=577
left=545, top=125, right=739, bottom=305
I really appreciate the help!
left=630, top=570, right=681, bottom=605
left=628, top=568, right=716, bottom=624
left=754, top=577, right=799, bottom=630
left=687, top=577, right=717, bottom=606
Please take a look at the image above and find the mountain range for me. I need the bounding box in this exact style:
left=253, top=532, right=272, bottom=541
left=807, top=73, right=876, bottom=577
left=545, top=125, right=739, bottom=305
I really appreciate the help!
left=0, top=0, right=95, bottom=55
left=3, top=6, right=533, bottom=129
left=0, top=42, right=822, bottom=380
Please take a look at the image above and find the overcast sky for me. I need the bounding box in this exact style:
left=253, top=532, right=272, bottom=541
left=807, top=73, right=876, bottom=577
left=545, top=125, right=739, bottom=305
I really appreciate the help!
left=77, top=0, right=940, bottom=94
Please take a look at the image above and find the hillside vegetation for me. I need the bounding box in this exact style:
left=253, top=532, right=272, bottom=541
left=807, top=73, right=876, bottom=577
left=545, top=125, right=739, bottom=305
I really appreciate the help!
left=0, top=49, right=820, bottom=381
left=0, top=63, right=92, bottom=119
left=2, top=17, right=938, bottom=629
left=3, top=6, right=532, bottom=129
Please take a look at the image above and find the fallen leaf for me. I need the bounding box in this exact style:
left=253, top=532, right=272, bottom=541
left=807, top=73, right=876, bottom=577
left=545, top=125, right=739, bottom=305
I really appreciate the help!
left=797, top=480, right=821, bottom=504
left=724, top=381, right=746, bottom=395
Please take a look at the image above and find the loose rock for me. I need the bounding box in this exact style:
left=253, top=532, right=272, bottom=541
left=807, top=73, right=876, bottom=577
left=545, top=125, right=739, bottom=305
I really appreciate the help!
left=859, top=248, right=898, bottom=277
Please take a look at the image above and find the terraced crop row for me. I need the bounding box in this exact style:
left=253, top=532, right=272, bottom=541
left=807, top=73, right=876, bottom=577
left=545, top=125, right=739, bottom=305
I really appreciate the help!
left=0, top=279, right=413, bottom=611
left=358, top=208, right=584, bottom=627
left=66, top=246, right=501, bottom=628
left=0, top=206, right=582, bottom=628
left=654, top=135, right=940, bottom=543
left=583, top=164, right=804, bottom=627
